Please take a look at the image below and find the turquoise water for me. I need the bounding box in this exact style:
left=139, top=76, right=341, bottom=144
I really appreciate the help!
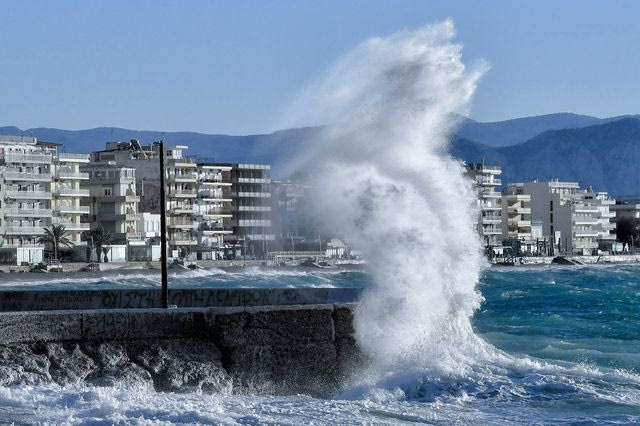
left=0, top=265, right=638, bottom=424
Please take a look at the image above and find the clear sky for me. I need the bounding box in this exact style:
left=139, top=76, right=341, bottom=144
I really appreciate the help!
left=1, top=0, right=638, bottom=135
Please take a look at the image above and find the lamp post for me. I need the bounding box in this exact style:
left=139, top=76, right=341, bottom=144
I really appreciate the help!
left=159, top=141, right=169, bottom=308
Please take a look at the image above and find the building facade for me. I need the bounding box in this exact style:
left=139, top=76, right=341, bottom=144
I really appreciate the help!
left=80, top=163, right=140, bottom=243
left=465, top=162, right=503, bottom=248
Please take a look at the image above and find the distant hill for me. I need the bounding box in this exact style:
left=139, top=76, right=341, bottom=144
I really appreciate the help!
left=3, top=115, right=640, bottom=196
left=456, top=112, right=640, bottom=147
left=452, top=117, right=640, bottom=196
left=0, top=125, right=319, bottom=166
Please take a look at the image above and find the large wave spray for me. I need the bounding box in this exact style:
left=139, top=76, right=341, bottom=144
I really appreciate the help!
left=285, top=20, right=491, bottom=383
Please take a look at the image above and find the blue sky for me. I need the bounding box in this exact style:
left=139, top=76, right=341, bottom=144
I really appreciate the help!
left=1, top=0, right=638, bottom=134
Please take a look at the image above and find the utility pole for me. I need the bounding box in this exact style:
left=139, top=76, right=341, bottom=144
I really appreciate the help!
left=159, top=141, right=169, bottom=308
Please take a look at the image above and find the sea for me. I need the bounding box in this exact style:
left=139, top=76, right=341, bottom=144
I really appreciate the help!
left=0, top=264, right=637, bottom=425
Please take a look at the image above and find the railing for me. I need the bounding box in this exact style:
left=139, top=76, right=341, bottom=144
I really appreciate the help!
left=4, top=226, right=46, bottom=235
left=235, top=191, right=271, bottom=198
left=237, top=220, right=272, bottom=227
left=4, top=208, right=52, bottom=217
left=58, top=153, right=90, bottom=162
left=477, top=177, right=501, bottom=186
left=5, top=190, right=52, bottom=199
left=168, top=189, right=197, bottom=197
left=1, top=153, right=52, bottom=163
left=56, top=205, right=90, bottom=214
left=56, top=188, right=90, bottom=197
left=3, top=172, right=52, bottom=181
left=169, top=173, right=197, bottom=181
left=235, top=205, right=271, bottom=212
left=235, top=177, right=271, bottom=184
left=57, top=171, right=89, bottom=180
left=50, top=221, right=90, bottom=231
left=202, top=209, right=232, bottom=216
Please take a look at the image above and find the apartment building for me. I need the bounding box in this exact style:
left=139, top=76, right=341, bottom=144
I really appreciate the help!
left=0, top=136, right=91, bottom=264
left=501, top=184, right=535, bottom=253
left=577, top=187, right=617, bottom=251
left=229, top=163, right=274, bottom=257
left=513, top=180, right=617, bottom=255
left=80, top=163, right=140, bottom=243
left=195, top=163, right=233, bottom=260
left=465, top=162, right=502, bottom=248
left=90, top=141, right=275, bottom=258
left=51, top=147, right=91, bottom=246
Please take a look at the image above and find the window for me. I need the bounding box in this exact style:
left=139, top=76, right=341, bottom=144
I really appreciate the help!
left=550, top=213, right=554, bottom=224
left=549, top=200, right=553, bottom=212
left=103, top=187, right=112, bottom=196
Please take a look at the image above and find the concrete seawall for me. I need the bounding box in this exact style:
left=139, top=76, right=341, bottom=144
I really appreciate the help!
left=0, top=288, right=362, bottom=312
left=0, top=304, right=361, bottom=395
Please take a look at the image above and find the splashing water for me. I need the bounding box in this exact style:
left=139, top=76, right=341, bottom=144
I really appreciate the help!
left=287, top=20, right=491, bottom=385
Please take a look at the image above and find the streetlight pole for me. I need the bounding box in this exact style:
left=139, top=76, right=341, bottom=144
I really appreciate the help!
left=159, top=141, right=169, bottom=308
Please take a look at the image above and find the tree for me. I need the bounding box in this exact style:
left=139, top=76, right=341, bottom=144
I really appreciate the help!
left=88, top=227, right=113, bottom=263
left=38, top=225, right=74, bottom=262
left=616, top=217, right=640, bottom=246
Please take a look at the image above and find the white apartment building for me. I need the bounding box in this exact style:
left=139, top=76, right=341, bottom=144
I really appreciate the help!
left=577, top=187, right=617, bottom=251
left=195, top=163, right=233, bottom=260
left=80, top=163, right=140, bottom=243
left=501, top=184, right=535, bottom=254
left=0, top=136, right=90, bottom=264
left=465, top=162, right=502, bottom=248
left=51, top=147, right=91, bottom=247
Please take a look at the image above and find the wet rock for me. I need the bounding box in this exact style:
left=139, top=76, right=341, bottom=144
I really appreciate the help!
left=45, top=342, right=98, bottom=385
left=131, top=339, right=230, bottom=392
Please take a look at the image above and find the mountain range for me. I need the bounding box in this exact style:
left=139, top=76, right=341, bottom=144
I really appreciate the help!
left=2, top=112, right=640, bottom=196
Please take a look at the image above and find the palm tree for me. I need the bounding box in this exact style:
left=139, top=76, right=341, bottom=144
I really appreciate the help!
left=90, top=227, right=113, bottom=263
left=38, top=225, right=74, bottom=262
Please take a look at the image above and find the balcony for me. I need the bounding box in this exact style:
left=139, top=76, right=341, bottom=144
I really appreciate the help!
left=4, top=226, right=46, bottom=235
left=477, top=177, right=501, bottom=186
left=235, top=219, right=272, bottom=227
left=201, top=225, right=233, bottom=235
left=235, top=205, right=271, bottom=212
left=481, top=216, right=501, bottom=224
left=57, top=153, right=90, bottom=163
left=55, top=188, right=90, bottom=197
left=234, top=177, right=271, bottom=184
left=55, top=205, right=90, bottom=214
left=479, top=191, right=501, bottom=199
left=234, top=191, right=271, bottom=198
left=169, top=173, right=197, bottom=183
left=4, top=172, right=52, bottom=182
left=5, top=190, right=52, bottom=200
left=168, top=219, right=197, bottom=229
left=170, top=206, right=195, bottom=215
left=50, top=219, right=90, bottom=231
left=481, top=226, right=502, bottom=235
left=4, top=208, right=52, bottom=217
left=1, top=153, right=52, bottom=164
left=575, top=231, right=598, bottom=237
left=169, top=238, right=198, bottom=246
left=57, top=171, right=89, bottom=180
left=573, top=206, right=599, bottom=213
left=507, top=206, right=531, bottom=214
left=168, top=189, right=197, bottom=198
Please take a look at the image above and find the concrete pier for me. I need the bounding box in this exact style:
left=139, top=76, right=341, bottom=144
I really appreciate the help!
left=0, top=303, right=361, bottom=395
